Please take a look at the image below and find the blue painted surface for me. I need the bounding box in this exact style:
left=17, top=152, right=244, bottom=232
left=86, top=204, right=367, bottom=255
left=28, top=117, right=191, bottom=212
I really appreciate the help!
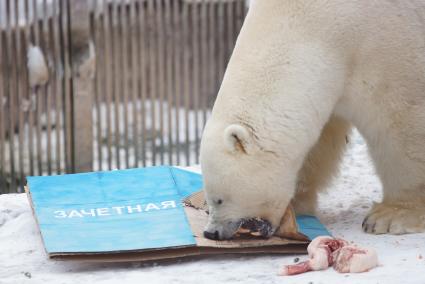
left=27, top=166, right=203, bottom=253
left=170, top=167, right=204, bottom=198
left=296, top=215, right=331, bottom=240
left=27, top=166, right=329, bottom=254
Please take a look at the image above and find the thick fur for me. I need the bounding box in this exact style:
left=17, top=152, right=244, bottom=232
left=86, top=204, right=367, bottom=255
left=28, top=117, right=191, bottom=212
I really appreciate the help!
left=294, top=116, right=351, bottom=215
left=201, top=0, right=425, bottom=239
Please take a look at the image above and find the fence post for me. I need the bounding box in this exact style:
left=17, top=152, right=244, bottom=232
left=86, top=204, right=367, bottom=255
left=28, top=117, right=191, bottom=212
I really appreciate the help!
left=70, top=0, right=95, bottom=173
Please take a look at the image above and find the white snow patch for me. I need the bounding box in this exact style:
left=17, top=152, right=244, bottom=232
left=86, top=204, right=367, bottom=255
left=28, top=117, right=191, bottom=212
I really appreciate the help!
left=1, top=130, right=425, bottom=284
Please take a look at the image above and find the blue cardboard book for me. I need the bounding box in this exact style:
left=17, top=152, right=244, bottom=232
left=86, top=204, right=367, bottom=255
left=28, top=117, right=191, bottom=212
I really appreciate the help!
left=26, top=166, right=330, bottom=262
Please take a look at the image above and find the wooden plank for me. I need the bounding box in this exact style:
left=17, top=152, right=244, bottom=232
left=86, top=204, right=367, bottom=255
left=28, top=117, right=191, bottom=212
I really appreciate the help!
left=191, top=1, right=200, bottom=164
left=0, top=28, right=6, bottom=192
left=164, top=0, right=173, bottom=165
left=36, top=0, right=48, bottom=176
left=70, top=0, right=94, bottom=173
left=117, top=0, right=130, bottom=168
left=5, top=0, right=17, bottom=192
left=237, top=0, right=247, bottom=36
left=182, top=1, right=190, bottom=166
left=30, top=0, right=43, bottom=177
left=12, top=0, right=26, bottom=191
left=51, top=0, right=64, bottom=174
left=199, top=0, right=208, bottom=130
left=120, top=0, right=130, bottom=168
left=103, top=0, right=113, bottom=170
left=24, top=0, right=35, bottom=176
left=156, top=0, right=165, bottom=165
left=130, top=0, right=140, bottom=167
left=147, top=0, right=157, bottom=166
left=41, top=0, right=53, bottom=176
left=208, top=1, right=217, bottom=111
left=173, top=0, right=182, bottom=165
left=138, top=0, right=148, bottom=167
left=91, top=0, right=102, bottom=171
left=217, top=0, right=225, bottom=84
left=226, top=0, right=234, bottom=62
left=111, top=1, right=121, bottom=169
left=61, top=0, right=73, bottom=173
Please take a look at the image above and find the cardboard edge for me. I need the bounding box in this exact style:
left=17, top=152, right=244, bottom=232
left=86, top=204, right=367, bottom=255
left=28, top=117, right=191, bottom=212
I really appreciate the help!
left=50, top=246, right=202, bottom=262
left=49, top=244, right=308, bottom=263
left=25, top=186, right=51, bottom=257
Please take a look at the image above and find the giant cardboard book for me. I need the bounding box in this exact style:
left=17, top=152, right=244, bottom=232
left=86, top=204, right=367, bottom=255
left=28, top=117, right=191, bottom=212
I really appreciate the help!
left=26, top=166, right=330, bottom=262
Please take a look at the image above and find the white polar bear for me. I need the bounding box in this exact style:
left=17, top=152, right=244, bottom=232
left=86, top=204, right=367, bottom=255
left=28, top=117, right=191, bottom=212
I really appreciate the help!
left=200, top=0, right=425, bottom=240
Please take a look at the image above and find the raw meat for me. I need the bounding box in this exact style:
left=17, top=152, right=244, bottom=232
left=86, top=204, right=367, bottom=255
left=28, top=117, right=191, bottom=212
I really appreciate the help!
left=333, top=245, right=378, bottom=273
left=279, top=236, right=378, bottom=275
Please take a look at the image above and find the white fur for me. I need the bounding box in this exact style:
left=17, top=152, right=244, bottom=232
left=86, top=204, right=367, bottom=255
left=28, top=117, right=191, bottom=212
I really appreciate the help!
left=201, top=0, right=425, bottom=239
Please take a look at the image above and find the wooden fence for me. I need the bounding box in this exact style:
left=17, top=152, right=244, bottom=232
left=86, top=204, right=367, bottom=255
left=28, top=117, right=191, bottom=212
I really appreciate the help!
left=0, top=0, right=247, bottom=193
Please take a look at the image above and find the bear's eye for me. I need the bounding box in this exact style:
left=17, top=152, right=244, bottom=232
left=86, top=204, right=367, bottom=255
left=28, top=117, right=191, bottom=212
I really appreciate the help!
left=216, top=199, right=223, bottom=205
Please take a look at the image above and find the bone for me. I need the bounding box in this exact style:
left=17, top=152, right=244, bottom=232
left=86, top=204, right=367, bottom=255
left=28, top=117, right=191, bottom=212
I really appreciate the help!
left=279, top=236, right=378, bottom=275
left=237, top=218, right=273, bottom=238
left=236, top=205, right=309, bottom=240
left=279, top=260, right=312, bottom=275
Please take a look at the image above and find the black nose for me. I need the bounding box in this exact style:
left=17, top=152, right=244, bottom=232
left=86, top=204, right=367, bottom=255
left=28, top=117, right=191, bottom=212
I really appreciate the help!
left=203, top=230, right=220, bottom=240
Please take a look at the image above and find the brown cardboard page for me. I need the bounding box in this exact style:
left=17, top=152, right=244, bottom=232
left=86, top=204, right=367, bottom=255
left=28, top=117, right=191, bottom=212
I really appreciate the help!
left=184, top=206, right=306, bottom=248
left=183, top=190, right=309, bottom=247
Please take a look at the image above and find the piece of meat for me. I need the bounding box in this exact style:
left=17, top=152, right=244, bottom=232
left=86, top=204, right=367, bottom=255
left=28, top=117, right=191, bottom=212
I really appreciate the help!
left=280, top=236, right=347, bottom=275
left=333, top=245, right=378, bottom=273
left=279, top=260, right=313, bottom=275
left=279, top=236, right=378, bottom=276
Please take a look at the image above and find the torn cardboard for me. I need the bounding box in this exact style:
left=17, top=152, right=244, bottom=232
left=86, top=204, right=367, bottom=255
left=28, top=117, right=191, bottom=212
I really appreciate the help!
left=25, top=166, right=329, bottom=263
left=183, top=190, right=309, bottom=242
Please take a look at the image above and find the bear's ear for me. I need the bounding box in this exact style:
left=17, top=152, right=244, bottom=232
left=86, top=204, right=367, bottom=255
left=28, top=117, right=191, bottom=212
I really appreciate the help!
left=223, top=124, right=252, bottom=154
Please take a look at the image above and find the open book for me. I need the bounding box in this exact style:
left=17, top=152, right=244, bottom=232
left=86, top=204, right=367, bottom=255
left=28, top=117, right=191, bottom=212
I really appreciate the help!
left=26, top=166, right=330, bottom=262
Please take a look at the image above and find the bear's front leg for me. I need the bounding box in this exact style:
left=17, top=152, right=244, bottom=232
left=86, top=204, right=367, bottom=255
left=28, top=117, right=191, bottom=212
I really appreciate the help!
left=363, top=202, right=425, bottom=234
left=293, top=116, right=351, bottom=215
left=359, top=116, right=425, bottom=235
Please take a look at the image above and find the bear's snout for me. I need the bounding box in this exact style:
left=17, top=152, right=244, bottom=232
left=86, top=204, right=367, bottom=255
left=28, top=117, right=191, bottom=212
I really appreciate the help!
left=203, top=218, right=243, bottom=240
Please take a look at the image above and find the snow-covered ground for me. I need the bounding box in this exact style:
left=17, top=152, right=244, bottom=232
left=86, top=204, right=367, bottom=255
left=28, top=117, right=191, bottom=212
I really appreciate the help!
left=1, top=130, right=425, bottom=284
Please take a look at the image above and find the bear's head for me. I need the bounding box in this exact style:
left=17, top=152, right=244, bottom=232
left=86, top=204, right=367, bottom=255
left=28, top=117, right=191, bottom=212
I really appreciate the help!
left=200, top=122, right=297, bottom=240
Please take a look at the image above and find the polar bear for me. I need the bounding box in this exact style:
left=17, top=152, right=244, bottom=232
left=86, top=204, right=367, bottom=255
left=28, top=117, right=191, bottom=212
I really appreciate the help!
left=201, top=0, right=425, bottom=240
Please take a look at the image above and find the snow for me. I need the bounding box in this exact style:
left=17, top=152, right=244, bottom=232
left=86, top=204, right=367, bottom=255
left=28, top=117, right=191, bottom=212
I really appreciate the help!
left=1, top=130, right=425, bottom=284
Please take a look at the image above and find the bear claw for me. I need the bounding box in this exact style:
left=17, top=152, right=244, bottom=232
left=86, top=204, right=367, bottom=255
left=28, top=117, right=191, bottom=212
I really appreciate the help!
left=363, top=203, right=425, bottom=235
